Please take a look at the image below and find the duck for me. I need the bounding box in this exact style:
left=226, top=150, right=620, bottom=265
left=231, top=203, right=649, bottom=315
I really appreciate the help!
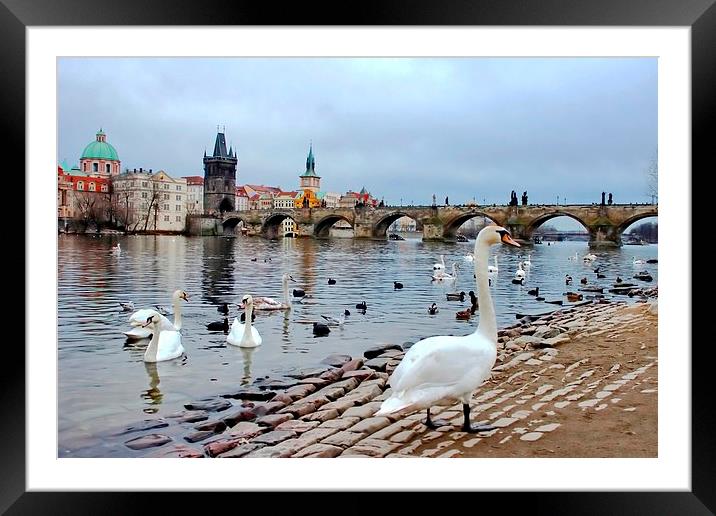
left=394, top=281, right=404, bottom=289
left=119, top=301, right=135, bottom=311
left=646, top=258, right=658, bottom=264
left=565, top=275, right=573, bottom=285
left=596, top=273, right=606, bottom=279
left=616, top=276, right=623, bottom=283
left=343, top=309, right=351, bottom=316
left=328, top=278, right=337, bottom=285
left=580, top=277, right=588, bottom=285
left=433, top=255, right=446, bottom=272
left=455, top=308, right=472, bottom=320
left=312, top=322, right=331, bottom=336
left=468, top=290, right=478, bottom=313
left=206, top=318, right=230, bottom=332
left=293, top=288, right=306, bottom=298
left=593, top=267, right=601, bottom=273
left=321, top=313, right=346, bottom=327
left=566, top=292, right=583, bottom=302
left=140, top=314, right=185, bottom=362
left=375, top=225, right=520, bottom=433
left=428, top=303, right=439, bottom=315
left=535, top=295, right=545, bottom=301
left=487, top=256, right=499, bottom=274
left=253, top=273, right=293, bottom=310
left=227, top=295, right=262, bottom=348
left=217, top=303, right=229, bottom=315
left=355, top=301, right=367, bottom=310
left=445, top=291, right=466, bottom=302
left=527, top=287, right=539, bottom=296
left=124, top=290, right=188, bottom=340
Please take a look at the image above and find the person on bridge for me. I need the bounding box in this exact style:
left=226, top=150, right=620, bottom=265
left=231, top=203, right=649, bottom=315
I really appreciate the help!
left=432, top=194, right=437, bottom=207
left=601, top=192, right=606, bottom=205
left=521, top=191, right=528, bottom=206
left=445, top=196, right=449, bottom=206
left=608, top=193, right=613, bottom=205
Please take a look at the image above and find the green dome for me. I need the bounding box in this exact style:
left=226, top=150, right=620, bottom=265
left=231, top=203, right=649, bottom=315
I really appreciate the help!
left=80, top=130, right=119, bottom=161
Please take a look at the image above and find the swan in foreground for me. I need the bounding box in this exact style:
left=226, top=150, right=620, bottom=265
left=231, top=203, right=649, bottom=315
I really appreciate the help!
left=124, top=290, right=188, bottom=340
left=227, top=295, right=262, bottom=348
left=487, top=256, right=499, bottom=274
left=141, top=314, right=185, bottom=362
left=376, top=225, right=520, bottom=432
left=433, top=255, right=446, bottom=272
left=253, top=273, right=293, bottom=310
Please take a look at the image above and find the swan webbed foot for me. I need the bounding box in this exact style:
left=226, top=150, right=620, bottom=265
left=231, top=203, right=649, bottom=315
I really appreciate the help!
left=461, top=403, right=495, bottom=433
left=425, top=408, right=450, bottom=429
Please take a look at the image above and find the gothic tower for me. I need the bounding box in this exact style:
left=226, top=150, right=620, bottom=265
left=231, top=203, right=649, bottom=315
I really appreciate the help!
left=203, top=130, right=238, bottom=214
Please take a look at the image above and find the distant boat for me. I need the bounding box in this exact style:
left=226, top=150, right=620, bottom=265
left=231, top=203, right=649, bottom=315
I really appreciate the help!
left=388, top=233, right=405, bottom=241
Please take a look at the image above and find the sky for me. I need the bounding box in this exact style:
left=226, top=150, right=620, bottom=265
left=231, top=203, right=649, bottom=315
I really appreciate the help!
left=58, top=57, right=657, bottom=227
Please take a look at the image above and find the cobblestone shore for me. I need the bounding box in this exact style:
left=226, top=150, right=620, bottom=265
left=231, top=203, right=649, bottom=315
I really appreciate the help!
left=116, top=298, right=658, bottom=458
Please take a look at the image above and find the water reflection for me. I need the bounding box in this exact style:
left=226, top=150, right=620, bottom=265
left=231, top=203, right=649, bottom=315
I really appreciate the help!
left=141, top=362, right=162, bottom=411
left=240, top=346, right=257, bottom=385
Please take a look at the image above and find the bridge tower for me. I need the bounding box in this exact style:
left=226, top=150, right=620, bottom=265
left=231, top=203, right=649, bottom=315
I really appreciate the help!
left=203, top=129, right=238, bottom=214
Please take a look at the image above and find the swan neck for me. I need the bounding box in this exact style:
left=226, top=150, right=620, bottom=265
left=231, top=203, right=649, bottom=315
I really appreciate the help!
left=474, top=238, right=497, bottom=344
left=172, top=298, right=182, bottom=330
left=242, top=304, right=254, bottom=342
left=283, top=277, right=291, bottom=306
left=144, top=327, right=160, bottom=362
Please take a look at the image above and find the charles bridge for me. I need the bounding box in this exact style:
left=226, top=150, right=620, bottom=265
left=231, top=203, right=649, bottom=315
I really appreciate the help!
left=188, top=203, right=658, bottom=247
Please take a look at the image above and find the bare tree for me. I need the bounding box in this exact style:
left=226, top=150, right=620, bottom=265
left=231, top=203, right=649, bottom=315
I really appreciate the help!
left=646, top=149, right=658, bottom=204
left=142, top=183, right=160, bottom=232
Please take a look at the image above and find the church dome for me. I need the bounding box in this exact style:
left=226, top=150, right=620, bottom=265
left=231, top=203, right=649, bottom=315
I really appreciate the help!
left=80, top=129, right=119, bottom=161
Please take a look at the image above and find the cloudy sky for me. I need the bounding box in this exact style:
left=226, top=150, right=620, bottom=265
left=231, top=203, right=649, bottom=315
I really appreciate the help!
left=58, top=57, right=656, bottom=211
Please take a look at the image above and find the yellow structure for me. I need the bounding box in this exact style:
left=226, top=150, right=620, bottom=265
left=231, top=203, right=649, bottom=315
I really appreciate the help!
left=294, top=143, right=324, bottom=208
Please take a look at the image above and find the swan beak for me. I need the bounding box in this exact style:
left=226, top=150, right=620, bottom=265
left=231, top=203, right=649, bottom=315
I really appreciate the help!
left=182, top=293, right=189, bottom=301
left=501, top=233, right=520, bottom=247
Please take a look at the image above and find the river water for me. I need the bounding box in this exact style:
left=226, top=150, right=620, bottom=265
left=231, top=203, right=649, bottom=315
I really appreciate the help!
left=57, top=234, right=657, bottom=456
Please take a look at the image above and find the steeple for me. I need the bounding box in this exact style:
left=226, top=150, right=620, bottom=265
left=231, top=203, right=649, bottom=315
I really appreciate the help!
left=303, top=142, right=317, bottom=176
left=212, top=131, right=228, bottom=158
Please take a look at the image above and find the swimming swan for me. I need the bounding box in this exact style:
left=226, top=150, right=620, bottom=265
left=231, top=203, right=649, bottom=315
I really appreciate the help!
left=141, top=313, right=185, bottom=363
left=227, top=295, right=263, bottom=348
left=253, top=273, right=293, bottom=310
left=375, top=225, right=520, bottom=432
left=124, top=290, right=188, bottom=340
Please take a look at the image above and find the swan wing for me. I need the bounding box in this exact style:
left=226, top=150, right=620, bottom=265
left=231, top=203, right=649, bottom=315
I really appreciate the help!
left=123, top=326, right=152, bottom=340
left=128, top=308, right=161, bottom=325
left=226, top=318, right=244, bottom=346
left=156, top=330, right=185, bottom=361
left=251, top=326, right=263, bottom=346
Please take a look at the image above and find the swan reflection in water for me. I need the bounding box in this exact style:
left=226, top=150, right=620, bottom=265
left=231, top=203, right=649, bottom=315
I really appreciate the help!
left=141, top=362, right=162, bottom=412
left=240, top=346, right=257, bottom=385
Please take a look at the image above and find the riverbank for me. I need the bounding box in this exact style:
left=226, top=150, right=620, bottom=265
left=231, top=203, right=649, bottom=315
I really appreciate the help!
left=108, top=297, right=657, bottom=458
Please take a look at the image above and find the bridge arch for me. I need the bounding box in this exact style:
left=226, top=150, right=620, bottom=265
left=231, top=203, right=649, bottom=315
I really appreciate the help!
left=617, top=210, right=659, bottom=235
left=373, top=211, right=420, bottom=238
left=314, top=214, right=353, bottom=238
left=525, top=211, right=591, bottom=239
left=222, top=216, right=247, bottom=235
left=442, top=211, right=503, bottom=240
left=261, top=212, right=297, bottom=239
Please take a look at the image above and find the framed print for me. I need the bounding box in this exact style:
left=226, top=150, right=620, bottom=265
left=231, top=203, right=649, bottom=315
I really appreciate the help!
left=6, top=0, right=713, bottom=512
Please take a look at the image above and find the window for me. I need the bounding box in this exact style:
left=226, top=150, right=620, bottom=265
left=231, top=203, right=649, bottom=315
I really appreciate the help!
left=176, top=205, right=181, bottom=211
left=164, top=215, right=170, bottom=222
left=106, top=164, right=111, bottom=174
left=164, top=194, right=169, bottom=200
left=129, top=191, right=134, bottom=198
left=176, top=216, right=181, bottom=222
left=141, top=191, right=148, bottom=199
left=88, top=182, right=96, bottom=192
left=101, top=184, right=108, bottom=192
left=164, top=184, right=169, bottom=190
left=141, top=203, right=147, bottom=210
left=77, top=181, right=84, bottom=191
left=142, top=181, right=148, bottom=187
left=93, top=163, right=98, bottom=172
left=163, top=204, right=169, bottom=211
left=176, top=195, right=181, bottom=201
left=83, top=163, right=87, bottom=172
left=176, top=186, right=181, bottom=191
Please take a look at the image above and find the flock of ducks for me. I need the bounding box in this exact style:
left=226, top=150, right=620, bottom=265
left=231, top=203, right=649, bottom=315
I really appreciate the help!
left=113, top=230, right=655, bottom=434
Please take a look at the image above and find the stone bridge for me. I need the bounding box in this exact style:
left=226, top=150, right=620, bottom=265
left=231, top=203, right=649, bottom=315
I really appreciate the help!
left=206, top=203, right=657, bottom=247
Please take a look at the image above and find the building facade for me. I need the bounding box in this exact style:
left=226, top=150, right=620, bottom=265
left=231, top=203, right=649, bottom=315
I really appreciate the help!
left=203, top=131, right=238, bottom=214
left=79, top=129, right=121, bottom=177
left=58, top=165, right=111, bottom=223
left=235, top=186, right=249, bottom=211
left=182, top=176, right=204, bottom=215
left=274, top=191, right=298, bottom=209
left=112, top=169, right=187, bottom=232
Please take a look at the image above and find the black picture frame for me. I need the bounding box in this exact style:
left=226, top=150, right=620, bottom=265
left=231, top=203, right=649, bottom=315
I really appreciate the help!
left=5, top=0, right=711, bottom=513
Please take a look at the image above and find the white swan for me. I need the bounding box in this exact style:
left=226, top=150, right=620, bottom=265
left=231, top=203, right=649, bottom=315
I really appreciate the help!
left=568, top=252, right=579, bottom=261
left=487, top=256, right=499, bottom=274
left=376, top=225, right=520, bottom=432
left=119, top=301, right=135, bottom=311
left=227, top=295, right=262, bottom=348
left=514, top=261, right=526, bottom=281
left=432, top=262, right=458, bottom=281
left=433, top=255, right=446, bottom=272
left=464, top=253, right=474, bottom=262
left=633, top=257, right=646, bottom=265
left=583, top=253, right=597, bottom=262
left=141, top=313, right=185, bottom=363
left=522, top=254, right=531, bottom=268
left=110, top=243, right=121, bottom=256
left=124, top=290, right=188, bottom=340
left=253, top=273, right=293, bottom=310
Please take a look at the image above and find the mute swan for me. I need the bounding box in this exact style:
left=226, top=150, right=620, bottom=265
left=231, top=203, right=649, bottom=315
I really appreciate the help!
left=514, top=261, right=526, bottom=281
left=433, top=255, right=446, bottom=271
left=110, top=243, right=121, bottom=256
left=376, top=225, right=520, bottom=432
left=253, top=273, right=293, bottom=310
left=464, top=253, right=474, bottom=262
left=124, top=290, right=188, bottom=340
left=141, top=314, right=185, bottom=363
left=119, top=301, right=135, bottom=311
left=487, top=256, right=499, bottom=274
left=522, top=254, right=531, bottom=268
left=568, top=252, right=578, bottom=261
left=583, top=253, right=597, bottom=262
left=432, top=263, right=458, bottom=282
left=633, top=257, right=646, bottom=265
left=227, top=295, right=262, bottom=348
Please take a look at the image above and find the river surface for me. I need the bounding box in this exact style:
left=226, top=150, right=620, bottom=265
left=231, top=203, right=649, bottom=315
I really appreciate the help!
left=57, top=234, right=657, bottom=456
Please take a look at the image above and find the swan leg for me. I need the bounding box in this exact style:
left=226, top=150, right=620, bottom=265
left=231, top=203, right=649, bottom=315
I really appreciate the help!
left=461, top=404, right=496, bottom=433
left=425, top=408, right=449, bottom=429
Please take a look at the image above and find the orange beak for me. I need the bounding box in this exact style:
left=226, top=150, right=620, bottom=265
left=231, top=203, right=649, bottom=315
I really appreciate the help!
left=501, top=233, right=521, bottom=247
